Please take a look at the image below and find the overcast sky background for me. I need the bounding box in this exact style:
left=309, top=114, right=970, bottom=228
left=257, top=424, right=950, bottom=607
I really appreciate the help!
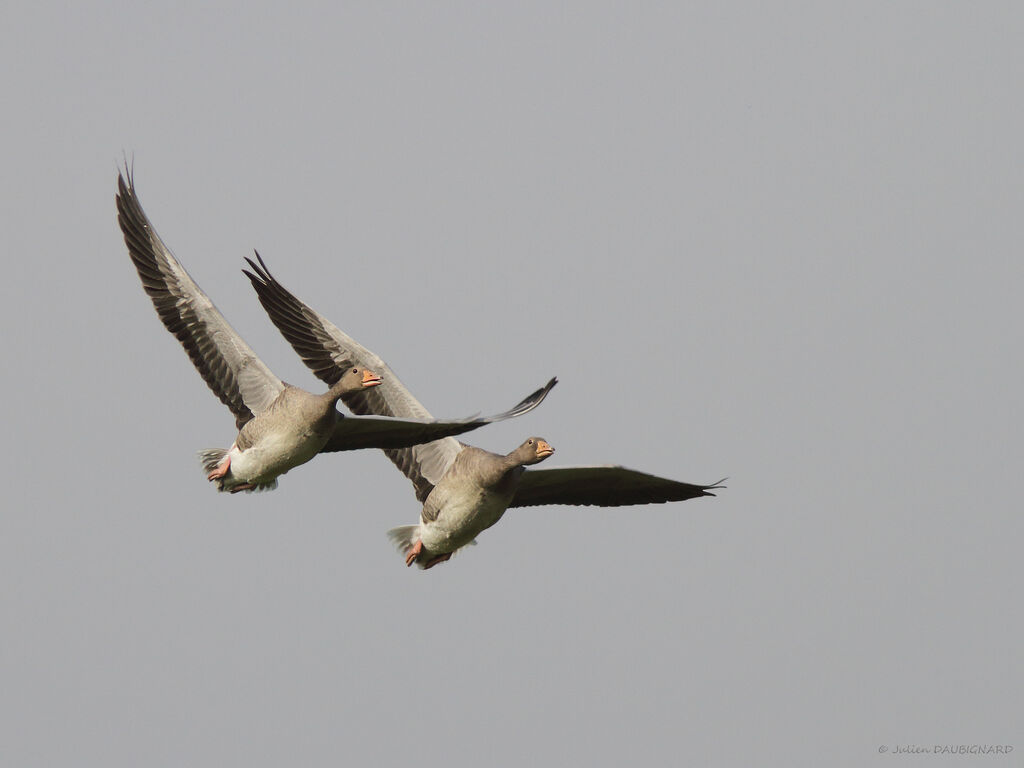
left=2, top=2, right=1021, bottom=766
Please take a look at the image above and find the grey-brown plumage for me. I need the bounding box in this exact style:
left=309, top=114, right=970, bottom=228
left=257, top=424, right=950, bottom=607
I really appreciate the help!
left=197, top=368, right=384, bottom=492
left=231, top=368, right=371, bottom=453
left=388, top=438, right=723, bottom=568
left=242, top=253, right=723, bottom=567
left=116, top=170, right=556, bottom=492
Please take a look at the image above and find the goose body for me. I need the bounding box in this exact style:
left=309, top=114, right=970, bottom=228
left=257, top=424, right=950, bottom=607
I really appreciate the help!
left=419, top=447, right=528, bottom=552
left=388, top=441, right=550, bottom=567
left=198, top=375, right=376, bottom=492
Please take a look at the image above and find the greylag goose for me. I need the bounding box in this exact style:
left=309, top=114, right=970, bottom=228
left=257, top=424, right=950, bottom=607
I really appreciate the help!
left=116, top=171, right=556, bottom=492
left=244, top=256, right=723, bottom=567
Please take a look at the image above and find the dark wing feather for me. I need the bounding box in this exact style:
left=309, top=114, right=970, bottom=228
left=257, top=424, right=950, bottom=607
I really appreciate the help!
left=116, top=171, right=284, bottom=429
left=324, top=377, right=558, bottom=453
left=243, top=253, right=423, bottom=416
left=324, top=415, right=482, bottom=452
left=509, top=466, right=725, bottom=508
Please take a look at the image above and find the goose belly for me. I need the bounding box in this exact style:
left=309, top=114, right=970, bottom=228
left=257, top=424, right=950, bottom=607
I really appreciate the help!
left=421, top=487, right=512, bottom=553
left=229, top=430, right=325, bottom=483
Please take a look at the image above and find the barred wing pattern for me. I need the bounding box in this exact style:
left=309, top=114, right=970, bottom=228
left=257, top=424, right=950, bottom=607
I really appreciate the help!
left=117, top=173, right=284, bottom=429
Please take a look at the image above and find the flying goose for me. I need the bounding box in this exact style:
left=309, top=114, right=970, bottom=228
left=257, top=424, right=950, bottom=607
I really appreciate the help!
left=116, top=171, right=556, bottom=492
left=244, top=255, right=723, bottom=567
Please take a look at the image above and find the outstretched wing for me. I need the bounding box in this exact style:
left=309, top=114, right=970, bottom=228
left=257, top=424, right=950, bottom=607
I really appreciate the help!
left=117, top=172, right=284, bottom=428
left=324, top=377, right=558, bottom=453
left=509, top=466, right=725, bottom=508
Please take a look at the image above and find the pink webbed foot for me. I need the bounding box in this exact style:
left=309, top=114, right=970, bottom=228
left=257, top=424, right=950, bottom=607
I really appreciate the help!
left=207, top=454, right=231, bottom=481
left=405, top=539, right=423, bottom=567
left=422, top=552, right=453, bottom=570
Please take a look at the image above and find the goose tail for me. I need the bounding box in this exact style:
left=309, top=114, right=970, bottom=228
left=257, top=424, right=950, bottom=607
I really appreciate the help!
left=386, top=525, right=420, bottom=559
left=198, top=448, right=228, bottom=476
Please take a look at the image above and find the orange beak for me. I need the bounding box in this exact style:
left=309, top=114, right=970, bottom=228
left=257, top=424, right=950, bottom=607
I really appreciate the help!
left=536, top=440, right=555, bottom=459
left=362, top=368, right=383, bottom=388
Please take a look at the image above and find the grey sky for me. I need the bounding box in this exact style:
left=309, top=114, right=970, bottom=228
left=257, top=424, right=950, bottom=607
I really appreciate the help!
left=2, top=2, right=1021, bottom=766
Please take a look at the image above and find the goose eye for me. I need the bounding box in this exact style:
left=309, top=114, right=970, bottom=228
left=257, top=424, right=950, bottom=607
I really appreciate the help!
left=528, top=439, right=534, bottom=445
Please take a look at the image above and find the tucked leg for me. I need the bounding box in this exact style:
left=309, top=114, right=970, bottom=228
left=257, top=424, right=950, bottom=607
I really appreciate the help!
left=405, top=539, right=423, bottom=567
left=423, top=552, right=453, bottom=570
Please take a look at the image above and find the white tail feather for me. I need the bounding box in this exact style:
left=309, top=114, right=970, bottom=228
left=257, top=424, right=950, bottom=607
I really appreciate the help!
left=198, top=448, right=227, bottom=474
left=386, top=525, right=419, bottom=556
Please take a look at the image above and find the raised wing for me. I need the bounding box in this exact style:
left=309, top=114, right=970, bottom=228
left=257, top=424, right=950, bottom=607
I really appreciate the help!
left=243, top=253, right=431, bottom=417
left=116, top=171, right=285, bottom=428
left=509, top=466, right=725, bottom=508
left=243, top=252, right=555, bottom=501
